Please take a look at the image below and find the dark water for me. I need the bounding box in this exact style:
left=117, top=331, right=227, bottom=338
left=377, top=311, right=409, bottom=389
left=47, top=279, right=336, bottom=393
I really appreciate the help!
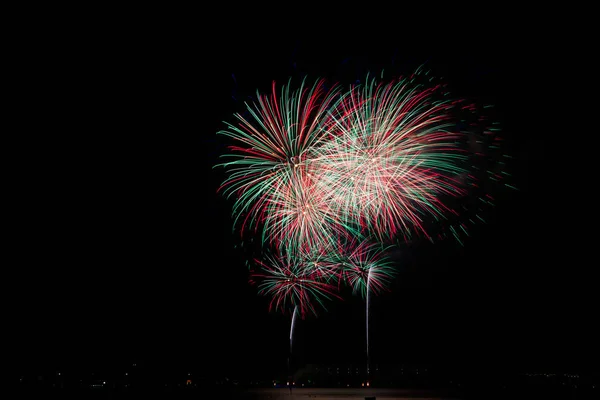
left=16, top=387, right=453, bottom=399
left=16, top=384, right=599, bottom=399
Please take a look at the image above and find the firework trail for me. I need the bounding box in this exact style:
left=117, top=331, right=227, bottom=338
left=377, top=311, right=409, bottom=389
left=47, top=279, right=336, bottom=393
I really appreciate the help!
left=334, top=238, right=395, bottom=371
left=367, top=267, right=372, bottom=373
left=290, top=305, right=299, bottom=353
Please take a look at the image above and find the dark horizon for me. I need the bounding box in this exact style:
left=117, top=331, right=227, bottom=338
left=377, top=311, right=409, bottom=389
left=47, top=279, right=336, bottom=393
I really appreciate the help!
left=15, top=28, right=596, bottom=388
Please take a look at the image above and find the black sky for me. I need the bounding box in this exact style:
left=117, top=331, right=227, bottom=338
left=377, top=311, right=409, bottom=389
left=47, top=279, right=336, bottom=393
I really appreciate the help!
left=15, top=27, right=596, bottom=378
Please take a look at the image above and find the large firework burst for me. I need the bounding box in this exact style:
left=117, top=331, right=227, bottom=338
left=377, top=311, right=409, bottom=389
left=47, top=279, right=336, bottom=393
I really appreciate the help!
left=216, top=78, right=345, bottom=250
left=311, top=74, right=469, bottom=242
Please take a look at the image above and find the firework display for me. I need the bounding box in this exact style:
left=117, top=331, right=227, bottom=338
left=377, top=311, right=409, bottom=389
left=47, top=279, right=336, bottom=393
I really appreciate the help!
left=216, top=67, right=509, bottom=318
left=216, top=78, right=345, bottom=252
left=248, top=250, right=342, bottom=319
left=311, top=74, right=469, bottom=242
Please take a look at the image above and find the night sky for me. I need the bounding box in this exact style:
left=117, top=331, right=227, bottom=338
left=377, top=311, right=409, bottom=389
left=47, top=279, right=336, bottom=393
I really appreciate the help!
left=16, top=30, right=595, bottom=380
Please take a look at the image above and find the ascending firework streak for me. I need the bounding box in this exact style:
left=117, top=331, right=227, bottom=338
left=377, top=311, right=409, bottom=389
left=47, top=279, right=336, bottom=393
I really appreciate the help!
left=367, top=268, right=372, bottom=375
left=336, top=239, right=395, bottom=373
left=290, top=305, right=299, bottom=353
left=288, top=305, right=299, bottom=382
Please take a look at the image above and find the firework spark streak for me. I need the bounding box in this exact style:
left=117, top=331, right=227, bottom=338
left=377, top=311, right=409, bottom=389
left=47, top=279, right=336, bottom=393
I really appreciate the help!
left=367, top=268, right=372, bottom=371
left=290, top=306, right=298, bottom=353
